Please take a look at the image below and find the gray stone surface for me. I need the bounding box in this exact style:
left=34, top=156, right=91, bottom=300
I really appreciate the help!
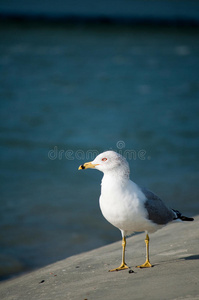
left=0, top=216, right=198, bottom=300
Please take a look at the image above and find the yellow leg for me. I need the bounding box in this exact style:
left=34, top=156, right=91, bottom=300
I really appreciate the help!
left=109, top=236, right=129, bottom=272
left=136, top=234, right=152, bottom=268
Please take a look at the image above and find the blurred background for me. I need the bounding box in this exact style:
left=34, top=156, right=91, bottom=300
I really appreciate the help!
left=0, top=0, right=199, bottom=280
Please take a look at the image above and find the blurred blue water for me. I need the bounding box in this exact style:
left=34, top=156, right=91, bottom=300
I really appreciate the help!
left=0, top=22, right=199, bottom=279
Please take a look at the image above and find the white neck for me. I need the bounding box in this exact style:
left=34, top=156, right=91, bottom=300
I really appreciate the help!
left=101, top=171, right=130, bottom=190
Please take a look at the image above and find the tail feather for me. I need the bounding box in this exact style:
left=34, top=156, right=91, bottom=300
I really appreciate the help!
left=172, top=209, right=194, bottom=221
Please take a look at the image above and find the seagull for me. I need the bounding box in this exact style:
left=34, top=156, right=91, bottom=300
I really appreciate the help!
left=78, top=151, right=194, bottom=272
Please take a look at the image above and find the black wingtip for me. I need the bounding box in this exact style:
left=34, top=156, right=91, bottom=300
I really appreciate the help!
left=172, top=209, right=194, bottom=221
left=180, top=216, right=194, bottom=221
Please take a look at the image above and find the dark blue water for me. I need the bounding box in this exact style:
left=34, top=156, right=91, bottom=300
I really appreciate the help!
left=0, top=21, right=199, bottom=279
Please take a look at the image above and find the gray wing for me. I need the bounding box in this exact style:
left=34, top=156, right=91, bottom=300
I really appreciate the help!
left=141, top=187, right=176, bottom=225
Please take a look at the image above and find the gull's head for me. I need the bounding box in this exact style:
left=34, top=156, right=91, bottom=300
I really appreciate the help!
left=78, top=151, right=130, bottom=178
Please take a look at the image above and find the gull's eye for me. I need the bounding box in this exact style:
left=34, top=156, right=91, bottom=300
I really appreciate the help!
left=102, top=158, right=107, bottom=162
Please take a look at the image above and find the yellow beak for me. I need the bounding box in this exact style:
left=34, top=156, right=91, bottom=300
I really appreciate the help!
left=78, top=162, right=98, bottom=170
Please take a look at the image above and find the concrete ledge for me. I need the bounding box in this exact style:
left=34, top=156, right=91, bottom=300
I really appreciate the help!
left=0, top=216, right=198, bottom=300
